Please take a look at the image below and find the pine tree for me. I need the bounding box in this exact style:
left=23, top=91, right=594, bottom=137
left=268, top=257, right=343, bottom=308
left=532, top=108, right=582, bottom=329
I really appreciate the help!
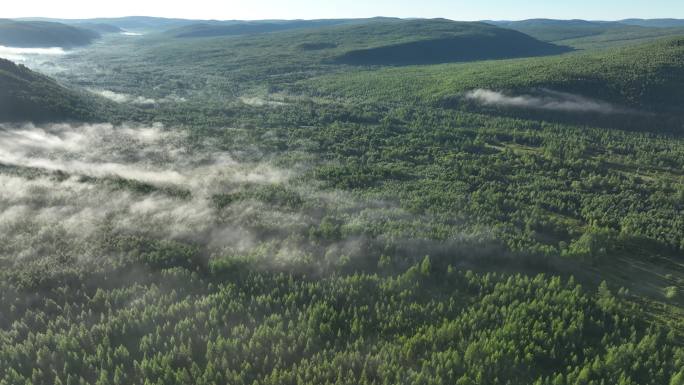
left=670, top=369, right=684, bottom=385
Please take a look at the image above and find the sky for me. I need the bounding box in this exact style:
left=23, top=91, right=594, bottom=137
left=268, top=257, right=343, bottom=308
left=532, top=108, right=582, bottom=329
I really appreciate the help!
left=4, top=0, right=684, bottom=21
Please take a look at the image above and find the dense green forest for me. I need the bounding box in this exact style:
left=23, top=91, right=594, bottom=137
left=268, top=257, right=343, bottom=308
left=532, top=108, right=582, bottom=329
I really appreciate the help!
left=0, top=16, right=683, bottom=385
left=301, top=37, right=684, bottom=113
left=0, top=58, right=115, bottom=121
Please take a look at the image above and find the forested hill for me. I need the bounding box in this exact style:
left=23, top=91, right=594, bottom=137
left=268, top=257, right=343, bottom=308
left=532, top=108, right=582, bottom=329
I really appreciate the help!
left=489, top=19, right=632, bottom=41
left=304, top=36, right=684, bottom=115
left=72, top=22, right=123, bottom=34
left=0, top=59, right=103, bottom=121
left=331, top=20, right=571, bottom=65
left=0, top=19, right=100, bottom=48
left=487, top=19, right=684, bottom=49
left=620, top=18, right=684, bottom=28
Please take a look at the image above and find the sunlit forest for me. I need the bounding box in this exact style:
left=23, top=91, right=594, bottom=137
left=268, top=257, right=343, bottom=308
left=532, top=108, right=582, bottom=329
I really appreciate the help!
left=0, top=15, right=683, bottom=385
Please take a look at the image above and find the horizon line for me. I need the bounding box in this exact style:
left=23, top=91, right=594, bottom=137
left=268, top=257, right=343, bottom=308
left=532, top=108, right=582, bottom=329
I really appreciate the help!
left=8, top=15, right=684, bottom=23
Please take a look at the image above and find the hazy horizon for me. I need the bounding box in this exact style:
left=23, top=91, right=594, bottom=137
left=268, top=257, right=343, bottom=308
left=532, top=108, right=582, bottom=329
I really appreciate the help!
left=4, top=0, right=684, bottom=22
left=11, top=15, right=684, bottom=22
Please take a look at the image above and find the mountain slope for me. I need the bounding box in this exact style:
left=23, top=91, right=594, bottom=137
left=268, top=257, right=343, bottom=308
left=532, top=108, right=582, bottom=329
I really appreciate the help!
left=0, top=19, right=100, bottom=48
left=213, top=18, right=573, bottom=66
left=73, top=22, right=124, bottom=34
left=0, top=59, right=101, bottom=121
left=488, top=19, right=684, bottom=49
left=488, top=19, right=628, bottom=41
left=332, top=20, right=570, bottom=65
left=303, top=37, right=684, bottom=115
left=84, top=18, right=570, bottom=94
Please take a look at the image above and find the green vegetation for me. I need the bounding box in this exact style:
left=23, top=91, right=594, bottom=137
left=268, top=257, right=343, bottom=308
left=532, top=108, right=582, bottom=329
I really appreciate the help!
left=2, top=255, right=682, bottom=385
left=302, top=37, right=684, bottom=114
left=0, top=16, right=683, bottom=385
left=0, top=59, right=115, bottom=121
left=332, top=21, right=569, bottom=65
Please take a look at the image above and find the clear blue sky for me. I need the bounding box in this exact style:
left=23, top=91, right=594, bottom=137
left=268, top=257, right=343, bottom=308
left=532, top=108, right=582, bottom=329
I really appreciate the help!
left=5, top=0, right=684, bottom=21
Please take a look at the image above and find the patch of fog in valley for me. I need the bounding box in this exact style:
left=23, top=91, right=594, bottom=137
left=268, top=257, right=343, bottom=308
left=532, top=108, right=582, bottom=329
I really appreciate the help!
left=88, top=89, right=158, bottom=105
left=0, top=46, right=67, bottom=61
left=239, top=96, right=288, bottom=107
left=465, top=88, right=633, bottom=114
left=0, top=123, right=493, bottom=272
left=0, top=45, right=71, bottom=73
left=2, top=36, right=196, bottom=108
left=88, top=89, right=187, bottom=105
left=0, top=123, right=286, bottom=261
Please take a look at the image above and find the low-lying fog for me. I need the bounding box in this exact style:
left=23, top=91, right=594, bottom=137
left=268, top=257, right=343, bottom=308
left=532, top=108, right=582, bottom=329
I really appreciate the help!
left=0, top=123, right=491, bottom=271
left=0, top=45, right=70, bottom=71
left=465, top=88, right=632, bottom=114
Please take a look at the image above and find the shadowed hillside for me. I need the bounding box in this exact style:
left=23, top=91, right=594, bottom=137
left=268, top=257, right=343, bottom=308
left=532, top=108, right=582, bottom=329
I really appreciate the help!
left=334, top=24, right=571, bottom=65
left=0, top=59, right=104, bottom=121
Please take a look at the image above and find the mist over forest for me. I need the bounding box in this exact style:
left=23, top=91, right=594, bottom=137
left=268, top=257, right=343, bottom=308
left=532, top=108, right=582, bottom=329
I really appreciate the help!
left=0, top=13, right=683, bottom=385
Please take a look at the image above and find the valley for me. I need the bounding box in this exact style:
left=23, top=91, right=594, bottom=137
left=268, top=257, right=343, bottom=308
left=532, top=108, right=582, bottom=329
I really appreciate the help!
left=0, top=14, right=683, bottom=385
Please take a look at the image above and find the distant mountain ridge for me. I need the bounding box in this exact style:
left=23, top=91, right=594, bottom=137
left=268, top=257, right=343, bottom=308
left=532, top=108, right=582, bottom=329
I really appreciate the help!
left=484, top=18, right=684, bottom=49
left=166, top=18, right=399, bottom=38
left=16, top=16, right=199, bottom=32
left=489, top=19, right=643, bottom=41
left=487, top=18, right=684, bottom=28
left=14, top=16, right=684, bottom=35
left=620, top=18, right=684, bottom=28
left=169, top=20, right=356, bottom=38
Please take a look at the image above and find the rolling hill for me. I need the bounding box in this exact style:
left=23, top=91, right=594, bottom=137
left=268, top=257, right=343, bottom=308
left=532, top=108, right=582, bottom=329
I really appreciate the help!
left=620, top=18, right=684, bottom=28
left=168, top=19, right=360, bottom=38
left=331, top=20, right=571, bottom=65
left=488, top=19, right=629, bottom=41
left=166, top=18, right=571, bottom=66
left=71, top=18, right=571, bottom=96
left=0, top=19, right=100, bottom=48
left=18, top=16, right=199, bottom=32
left=0, top=58, right=103, bottom=121
left=488, top=19, right=684, bottom=49
left=73, top=22, right=124, bottom=34
left=82, top=16, right=202, bottom=31
left=302, top=36, right=684, bottom=116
